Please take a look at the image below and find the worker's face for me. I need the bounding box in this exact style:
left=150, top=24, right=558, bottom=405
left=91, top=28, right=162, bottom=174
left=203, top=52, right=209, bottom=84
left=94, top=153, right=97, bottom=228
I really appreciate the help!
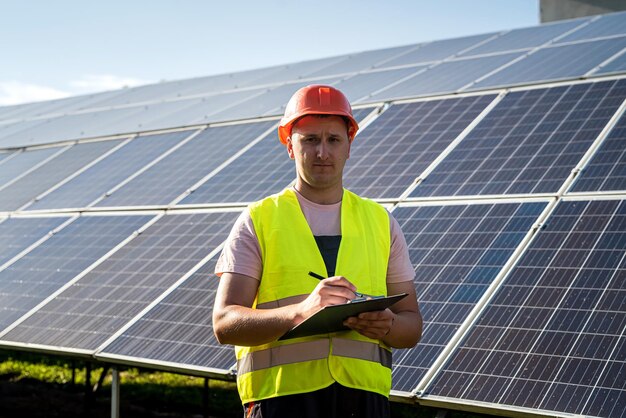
left=287, top=115, right=351, bottom=192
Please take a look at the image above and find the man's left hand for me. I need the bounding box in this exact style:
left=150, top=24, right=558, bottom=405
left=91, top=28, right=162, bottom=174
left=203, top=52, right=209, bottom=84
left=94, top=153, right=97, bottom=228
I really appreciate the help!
left=343, top=308, right=395, bottom=340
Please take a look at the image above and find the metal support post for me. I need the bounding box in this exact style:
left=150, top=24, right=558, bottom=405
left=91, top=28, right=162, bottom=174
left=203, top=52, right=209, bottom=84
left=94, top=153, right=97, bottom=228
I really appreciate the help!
left=111, top=367, right=120, bottom=418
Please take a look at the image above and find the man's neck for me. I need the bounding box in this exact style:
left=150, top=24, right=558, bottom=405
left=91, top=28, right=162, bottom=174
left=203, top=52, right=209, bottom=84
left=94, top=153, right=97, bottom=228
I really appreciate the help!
left=293, top=181, right=343, bottom=205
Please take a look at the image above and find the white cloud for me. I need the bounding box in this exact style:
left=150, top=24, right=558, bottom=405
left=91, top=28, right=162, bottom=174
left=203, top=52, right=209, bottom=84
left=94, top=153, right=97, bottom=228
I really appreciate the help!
left=69, top=74, right=153, bottom=93
left=0, top=75, right=155, bottom=106
left=0, top=81, right=70, bottom=106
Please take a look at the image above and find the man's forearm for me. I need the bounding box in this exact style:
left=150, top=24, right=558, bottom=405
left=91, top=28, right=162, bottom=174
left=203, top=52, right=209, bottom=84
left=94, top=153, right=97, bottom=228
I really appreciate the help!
left=381, top=310, right=422, bottom=348
left=213, top=304, right=303, bottom=346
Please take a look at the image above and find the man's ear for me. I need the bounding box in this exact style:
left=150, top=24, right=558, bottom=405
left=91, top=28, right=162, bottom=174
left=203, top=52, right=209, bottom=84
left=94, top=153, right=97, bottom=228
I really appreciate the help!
left=286, top=137, right=295, bottom=159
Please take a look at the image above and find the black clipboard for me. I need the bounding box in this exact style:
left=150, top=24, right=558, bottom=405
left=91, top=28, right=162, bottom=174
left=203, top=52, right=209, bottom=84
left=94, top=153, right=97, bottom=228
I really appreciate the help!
left=279, top=293, right=408, bottom=340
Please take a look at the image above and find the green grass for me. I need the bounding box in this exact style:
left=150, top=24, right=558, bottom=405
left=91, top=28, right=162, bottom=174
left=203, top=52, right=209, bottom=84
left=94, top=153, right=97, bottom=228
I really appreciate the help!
left=0, top=350, right=495, bottom=418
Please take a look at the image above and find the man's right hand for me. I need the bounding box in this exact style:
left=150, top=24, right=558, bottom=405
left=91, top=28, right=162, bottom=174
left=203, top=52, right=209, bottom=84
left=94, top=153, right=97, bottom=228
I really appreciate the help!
left=296, top=275, right=358, bottom=322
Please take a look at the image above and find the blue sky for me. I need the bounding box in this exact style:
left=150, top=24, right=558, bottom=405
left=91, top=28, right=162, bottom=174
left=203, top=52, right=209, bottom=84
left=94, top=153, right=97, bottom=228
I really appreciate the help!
left=0, top=0, right=539, bottom=105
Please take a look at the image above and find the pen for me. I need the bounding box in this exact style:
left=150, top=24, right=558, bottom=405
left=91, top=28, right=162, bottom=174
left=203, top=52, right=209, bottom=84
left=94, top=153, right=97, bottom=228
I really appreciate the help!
left=308, top=271, right=376, bottom=299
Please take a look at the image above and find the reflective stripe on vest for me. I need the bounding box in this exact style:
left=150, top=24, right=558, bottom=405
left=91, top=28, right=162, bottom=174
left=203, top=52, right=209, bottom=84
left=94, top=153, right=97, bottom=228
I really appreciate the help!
left=237, top=338, right=391, bottom=376
left=237, top=188, right=391, bottom=404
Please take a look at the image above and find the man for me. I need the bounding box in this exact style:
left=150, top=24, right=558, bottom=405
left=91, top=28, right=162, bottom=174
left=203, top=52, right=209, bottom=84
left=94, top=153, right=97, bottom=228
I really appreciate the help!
left=213, top=85, right=422, bottom=418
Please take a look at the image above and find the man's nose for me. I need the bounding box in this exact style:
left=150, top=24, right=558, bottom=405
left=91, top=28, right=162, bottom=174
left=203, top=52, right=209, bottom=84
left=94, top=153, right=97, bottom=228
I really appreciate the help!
left=316, top=141, right=329, bottom=160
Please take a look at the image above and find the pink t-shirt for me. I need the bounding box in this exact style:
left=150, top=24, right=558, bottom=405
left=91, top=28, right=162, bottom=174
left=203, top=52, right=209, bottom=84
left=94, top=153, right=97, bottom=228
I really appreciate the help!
left=215, top=188, right=415, bottom=284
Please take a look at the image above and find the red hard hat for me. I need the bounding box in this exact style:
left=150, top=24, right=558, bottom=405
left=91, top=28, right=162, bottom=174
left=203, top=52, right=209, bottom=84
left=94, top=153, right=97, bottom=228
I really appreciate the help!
left=278, top=85, right=359, bottom=145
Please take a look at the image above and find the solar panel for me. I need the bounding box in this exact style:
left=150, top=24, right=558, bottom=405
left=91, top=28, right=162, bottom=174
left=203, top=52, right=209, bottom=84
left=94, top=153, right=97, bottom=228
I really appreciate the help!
left=122, top=89, right=266, bottom=131
left=209, top=78, right=341, bottom=121
left=234, top=56, right=347, bottom=88
left=0, top=146, right=62, bottom=189
left=570, top=111, right=626, bottom=193
left=97, top=257, right=235, bottom=373
left=179, top=108, right=373, bottom=205
left=379, top=33, right=497, bottom=68
left=343, top=94, right=496, bottom=199
left=0, top=152, right=11, bottom=164
left=6, top=107, right=148, bottom=145
left=558, top=10, right=626, bottom=42
left=390, top=201, right=546, bottom=393
left=178, top=134, right=293, bottom=205
left=333, top=67, right=426, bottom=104
left=369, top=52, right=523, bottom=101
left=0, top=216, right=68, bottom=265
left=0, top=214, right=151, bottom=333
left=304, top=45, right=419, bottom=78
left=0, top=119, right=51, bottom=148
left=0, top=211, right=239, bottom=352
left=425, top=199, right=626, bottom=418
left=84, top=69, right=286, bottom=110
left=25, top=131, right=195, bottom=211
left=0, top=139, right=123, bottom=211
left=460, top=18, right=589, bottom=57
left=0, top=90, right=126, bottom=122
left=593, top=50, right=626, bottom=75
left=95, top=122, right=275, bottom=207
left=471, top=37, right=626, bottom=90
left=410, top=79, right=626, bottom=198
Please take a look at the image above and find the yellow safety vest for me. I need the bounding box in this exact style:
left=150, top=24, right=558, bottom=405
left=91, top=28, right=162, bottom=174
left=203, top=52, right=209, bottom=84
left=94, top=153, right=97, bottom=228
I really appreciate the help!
left=236, top=188, right=391, bottom=404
